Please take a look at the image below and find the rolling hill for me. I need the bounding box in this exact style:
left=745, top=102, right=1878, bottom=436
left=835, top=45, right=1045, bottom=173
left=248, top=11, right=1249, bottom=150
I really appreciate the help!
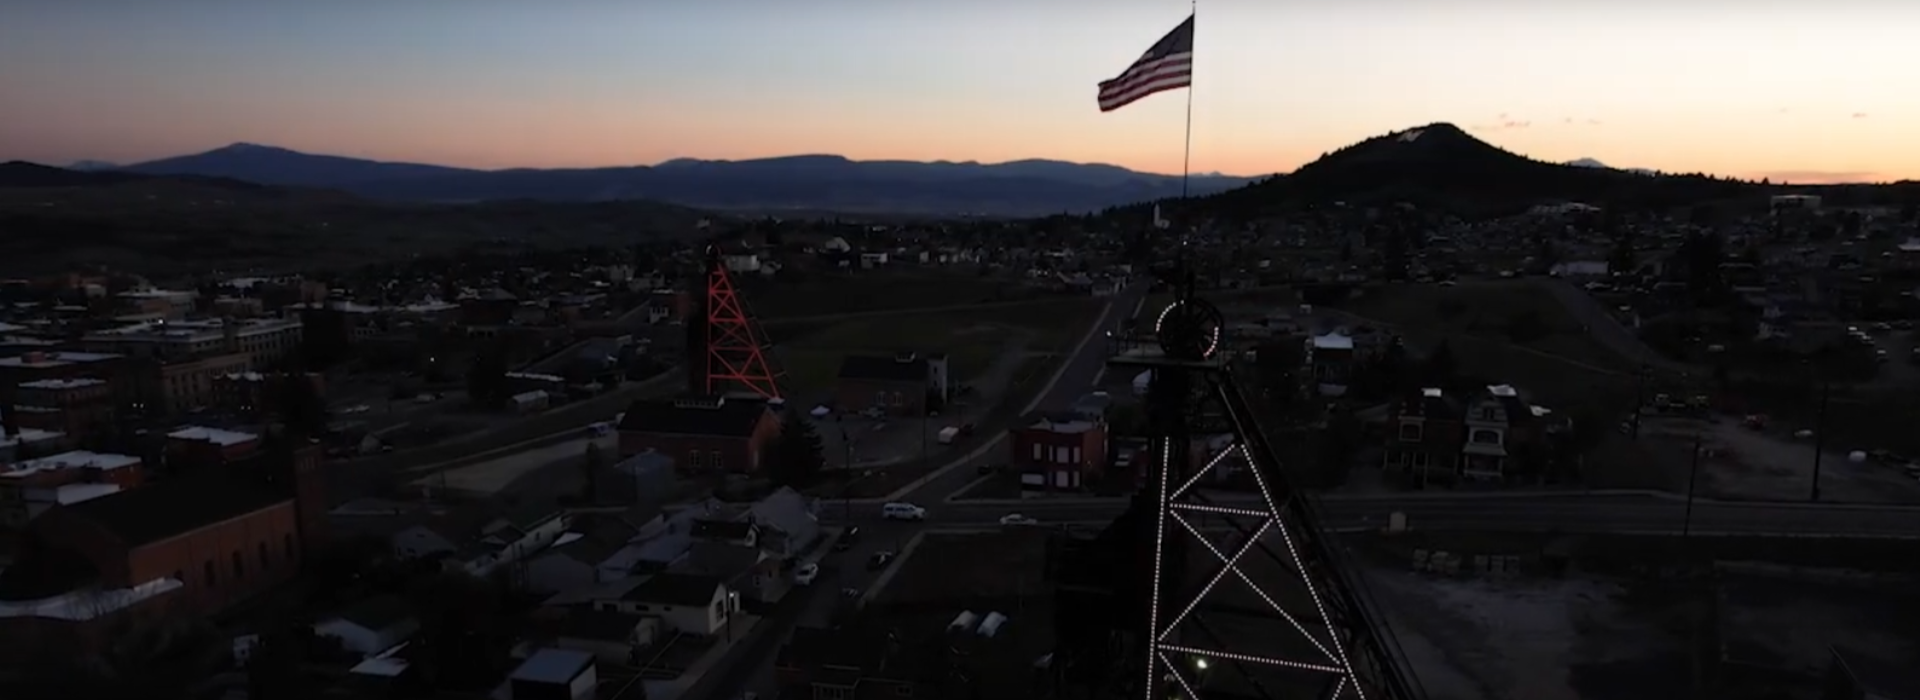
left=1177, top=123, right=1917, bottom=219
left=119, top=145, right=1256, bottom=217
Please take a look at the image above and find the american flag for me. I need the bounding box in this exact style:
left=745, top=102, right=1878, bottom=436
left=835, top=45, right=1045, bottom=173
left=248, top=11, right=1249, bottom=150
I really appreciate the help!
left=1097, top=14, right=1195, bottom=113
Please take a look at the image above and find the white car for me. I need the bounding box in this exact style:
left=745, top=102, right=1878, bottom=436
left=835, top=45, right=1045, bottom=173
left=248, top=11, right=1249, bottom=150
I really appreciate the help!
left=793, top=562, right=820, bottom=586
left=1000, top=513, right=1039, bottom=527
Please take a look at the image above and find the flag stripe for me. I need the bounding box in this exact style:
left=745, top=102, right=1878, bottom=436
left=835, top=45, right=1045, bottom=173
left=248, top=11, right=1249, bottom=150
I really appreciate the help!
left=1095, top=15, right=1195, bottom=113
left=1097, top=54, right=1193, bottom=112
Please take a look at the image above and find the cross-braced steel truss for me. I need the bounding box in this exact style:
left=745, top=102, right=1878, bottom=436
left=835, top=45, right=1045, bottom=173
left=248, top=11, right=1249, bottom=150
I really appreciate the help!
left=698, top=250, right=784, bottom=400
left=1139, top=363, right=1419, bottom=700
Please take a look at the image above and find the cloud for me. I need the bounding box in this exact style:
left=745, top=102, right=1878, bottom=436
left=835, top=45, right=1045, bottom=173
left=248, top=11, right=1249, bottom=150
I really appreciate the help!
left=1852, top=112, right=1868, bottom=119
left=1754, top=170, right=1882, bottom=184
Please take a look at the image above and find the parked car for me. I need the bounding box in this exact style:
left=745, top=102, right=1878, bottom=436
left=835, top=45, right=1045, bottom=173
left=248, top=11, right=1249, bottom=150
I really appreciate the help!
left=1000, top=513, right=1040, bottom=527
left=793, top=562, right=820, bottom=586
left=882, top=503, right=927, bottom=521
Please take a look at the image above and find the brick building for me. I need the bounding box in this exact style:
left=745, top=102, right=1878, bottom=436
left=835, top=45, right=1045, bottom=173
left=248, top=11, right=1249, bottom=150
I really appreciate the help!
left=0, top=450, right=143, bottom=531
left=617, top=396, right=780, bottom=475
left=1008, top=412, right=1107, bottom=491
left=0, top=441, right=329, bottom=661
left=12, top=378, right=115, bottom=442
left=834, top=352, right=948, bottom=417
left=0, top=351, right=126, bottom=406
left=1384, top=387, right=1464, bottom=486
left=165, top=426, right=261, bottom=466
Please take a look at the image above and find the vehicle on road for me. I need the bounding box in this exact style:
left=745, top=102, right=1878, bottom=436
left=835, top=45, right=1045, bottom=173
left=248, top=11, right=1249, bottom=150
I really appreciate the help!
left=834, top=526, right=860, bottom=551
left=867, top=551, right=895, bottom=570
left=1000, top=513, right=1040, bottom=527
left=882, top=503, right=927, bottom=521
left=793, top=562, right=820, bottom=585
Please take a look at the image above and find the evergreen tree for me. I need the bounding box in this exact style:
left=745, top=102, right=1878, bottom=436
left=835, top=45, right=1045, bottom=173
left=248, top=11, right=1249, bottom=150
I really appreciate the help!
left=767, top=411, right=826, bottom=488
left=1423, top=339, right=1458, bottom=384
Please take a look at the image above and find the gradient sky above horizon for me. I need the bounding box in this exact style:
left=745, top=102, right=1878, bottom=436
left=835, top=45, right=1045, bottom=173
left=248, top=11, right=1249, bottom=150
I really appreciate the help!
left=3, top=1, right=1918, bottom=184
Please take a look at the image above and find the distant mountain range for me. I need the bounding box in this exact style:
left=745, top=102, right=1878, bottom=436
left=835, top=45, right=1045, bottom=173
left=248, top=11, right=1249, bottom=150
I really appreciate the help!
left=96, top=144, right=1255, bottom=217
left=1565, top=157, right=1657, bottom=176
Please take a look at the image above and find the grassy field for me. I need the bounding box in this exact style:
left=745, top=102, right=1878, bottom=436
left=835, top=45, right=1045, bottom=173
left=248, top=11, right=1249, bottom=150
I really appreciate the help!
left=742, top=270, right=1064, bottom=319
left=777, top=298, right=1102, bottom=395
left=1343, top=281, right=1631, bottom=372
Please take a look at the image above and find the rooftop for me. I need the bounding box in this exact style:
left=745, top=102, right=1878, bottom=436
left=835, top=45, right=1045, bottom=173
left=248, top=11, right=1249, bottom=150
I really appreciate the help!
left=510, top=647, right=594, bottom=685
left=167, top=426, right=259, bottom=447
left=0, top=351, right=119, bottom=368
left=17, top=378, right=106, bottom=391
left=1, top=450, right=140, bottom=478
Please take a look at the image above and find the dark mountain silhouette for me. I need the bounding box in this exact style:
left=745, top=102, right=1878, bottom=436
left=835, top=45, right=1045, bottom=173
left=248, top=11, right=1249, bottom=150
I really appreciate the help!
left=1178, top=123, right=1775, bottom=218
left=1145, top=122, right=1920, bottom=220
left=119, top=145, right=1254, bottom=216
left=125, top=143, right=470, bottom=186
left=0, top=162, right=704, bottom=276
left=1, top=160, right=279, bottom=193
left=67, top=160, right=119, bottom=171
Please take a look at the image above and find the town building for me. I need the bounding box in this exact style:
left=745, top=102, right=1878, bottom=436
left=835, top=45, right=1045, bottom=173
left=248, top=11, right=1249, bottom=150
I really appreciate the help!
left=80, top=317, right=303, bottom=366
left=11, top=378, right=115, bottom=441
left=0, top=450, right=143, bottom=531
left=834, top=351, right=948, bottom=417
left=616, top=395, right=780, bottom=475
left=136, top=352, right=253, bottom=414
left=0, top=351, right=126, bottom=405
left=0, top=441, right=329, bottom=661
left=1384, top=387, right=1464, bottom=485
left=1008, top=411, right=1108, bottom=491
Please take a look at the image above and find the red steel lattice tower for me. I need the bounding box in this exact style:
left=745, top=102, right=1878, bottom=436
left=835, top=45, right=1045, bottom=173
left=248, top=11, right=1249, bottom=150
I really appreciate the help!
left=693, top=246, right=784, bottom=399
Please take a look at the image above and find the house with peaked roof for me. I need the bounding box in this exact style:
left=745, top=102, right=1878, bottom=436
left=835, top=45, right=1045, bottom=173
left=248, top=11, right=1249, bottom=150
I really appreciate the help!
left=592, top=572, right=737, bottom=637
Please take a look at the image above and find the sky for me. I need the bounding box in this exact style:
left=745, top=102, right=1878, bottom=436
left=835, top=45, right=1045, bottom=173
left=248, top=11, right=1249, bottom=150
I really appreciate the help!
left=3, top=1, right=1918, bottom=184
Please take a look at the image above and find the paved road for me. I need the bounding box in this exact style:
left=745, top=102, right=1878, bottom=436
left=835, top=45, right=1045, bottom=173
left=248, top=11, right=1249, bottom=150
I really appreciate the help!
left=825, top=492, right=1920, bottom=538
left=875, top=282, right=1155, bottom=506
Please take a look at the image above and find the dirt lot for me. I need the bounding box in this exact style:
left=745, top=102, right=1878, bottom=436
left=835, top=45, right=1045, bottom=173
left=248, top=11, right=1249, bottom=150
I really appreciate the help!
left=1352, top=532, right=1920, bottom=700
left=1592, top=413, right=1920, bottom=504
left=774, top=298, right=1102, bottom=398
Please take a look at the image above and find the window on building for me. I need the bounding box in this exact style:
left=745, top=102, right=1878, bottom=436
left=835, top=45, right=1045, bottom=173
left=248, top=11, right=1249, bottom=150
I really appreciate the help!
left=233, top=551, right=244, bottom=580
left=690, top=451, right=706, bottom=469
left=259, top=542, right=270, bottom=569
left=204, top=561, right=217, bottom=587
left=896, top=685, right=914, bottom=697
left=813, top=685, right=852, bottom=700
left=1412, top=452, right=1430, bottom=469
left=1031, top=443, right=1043, bottom=461
left=711, top=451, right=723, bottom=471
left=1479, top=407, right=1497, bottom=421
left=1398, top=422, right=1422, bottom=441
left=1471, top=430, right=1501, bottom=445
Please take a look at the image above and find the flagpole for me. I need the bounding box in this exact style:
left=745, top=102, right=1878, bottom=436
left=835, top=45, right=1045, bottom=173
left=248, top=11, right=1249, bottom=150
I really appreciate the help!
left=1180, top=0, right=1196, bottom=200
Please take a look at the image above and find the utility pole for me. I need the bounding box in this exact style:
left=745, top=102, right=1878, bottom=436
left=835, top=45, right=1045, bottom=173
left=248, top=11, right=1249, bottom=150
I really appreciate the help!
left=1809, top=380, right=1830, bottom=502
left=1682, top=430, right=1703, bottom=541
left=1631, top=363, right=1650, bottom=439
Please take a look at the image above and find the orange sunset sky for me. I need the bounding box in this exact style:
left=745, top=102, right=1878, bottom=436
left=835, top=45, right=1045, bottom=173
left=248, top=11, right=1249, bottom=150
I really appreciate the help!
left=3, top=1, right=1917, bottom=184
